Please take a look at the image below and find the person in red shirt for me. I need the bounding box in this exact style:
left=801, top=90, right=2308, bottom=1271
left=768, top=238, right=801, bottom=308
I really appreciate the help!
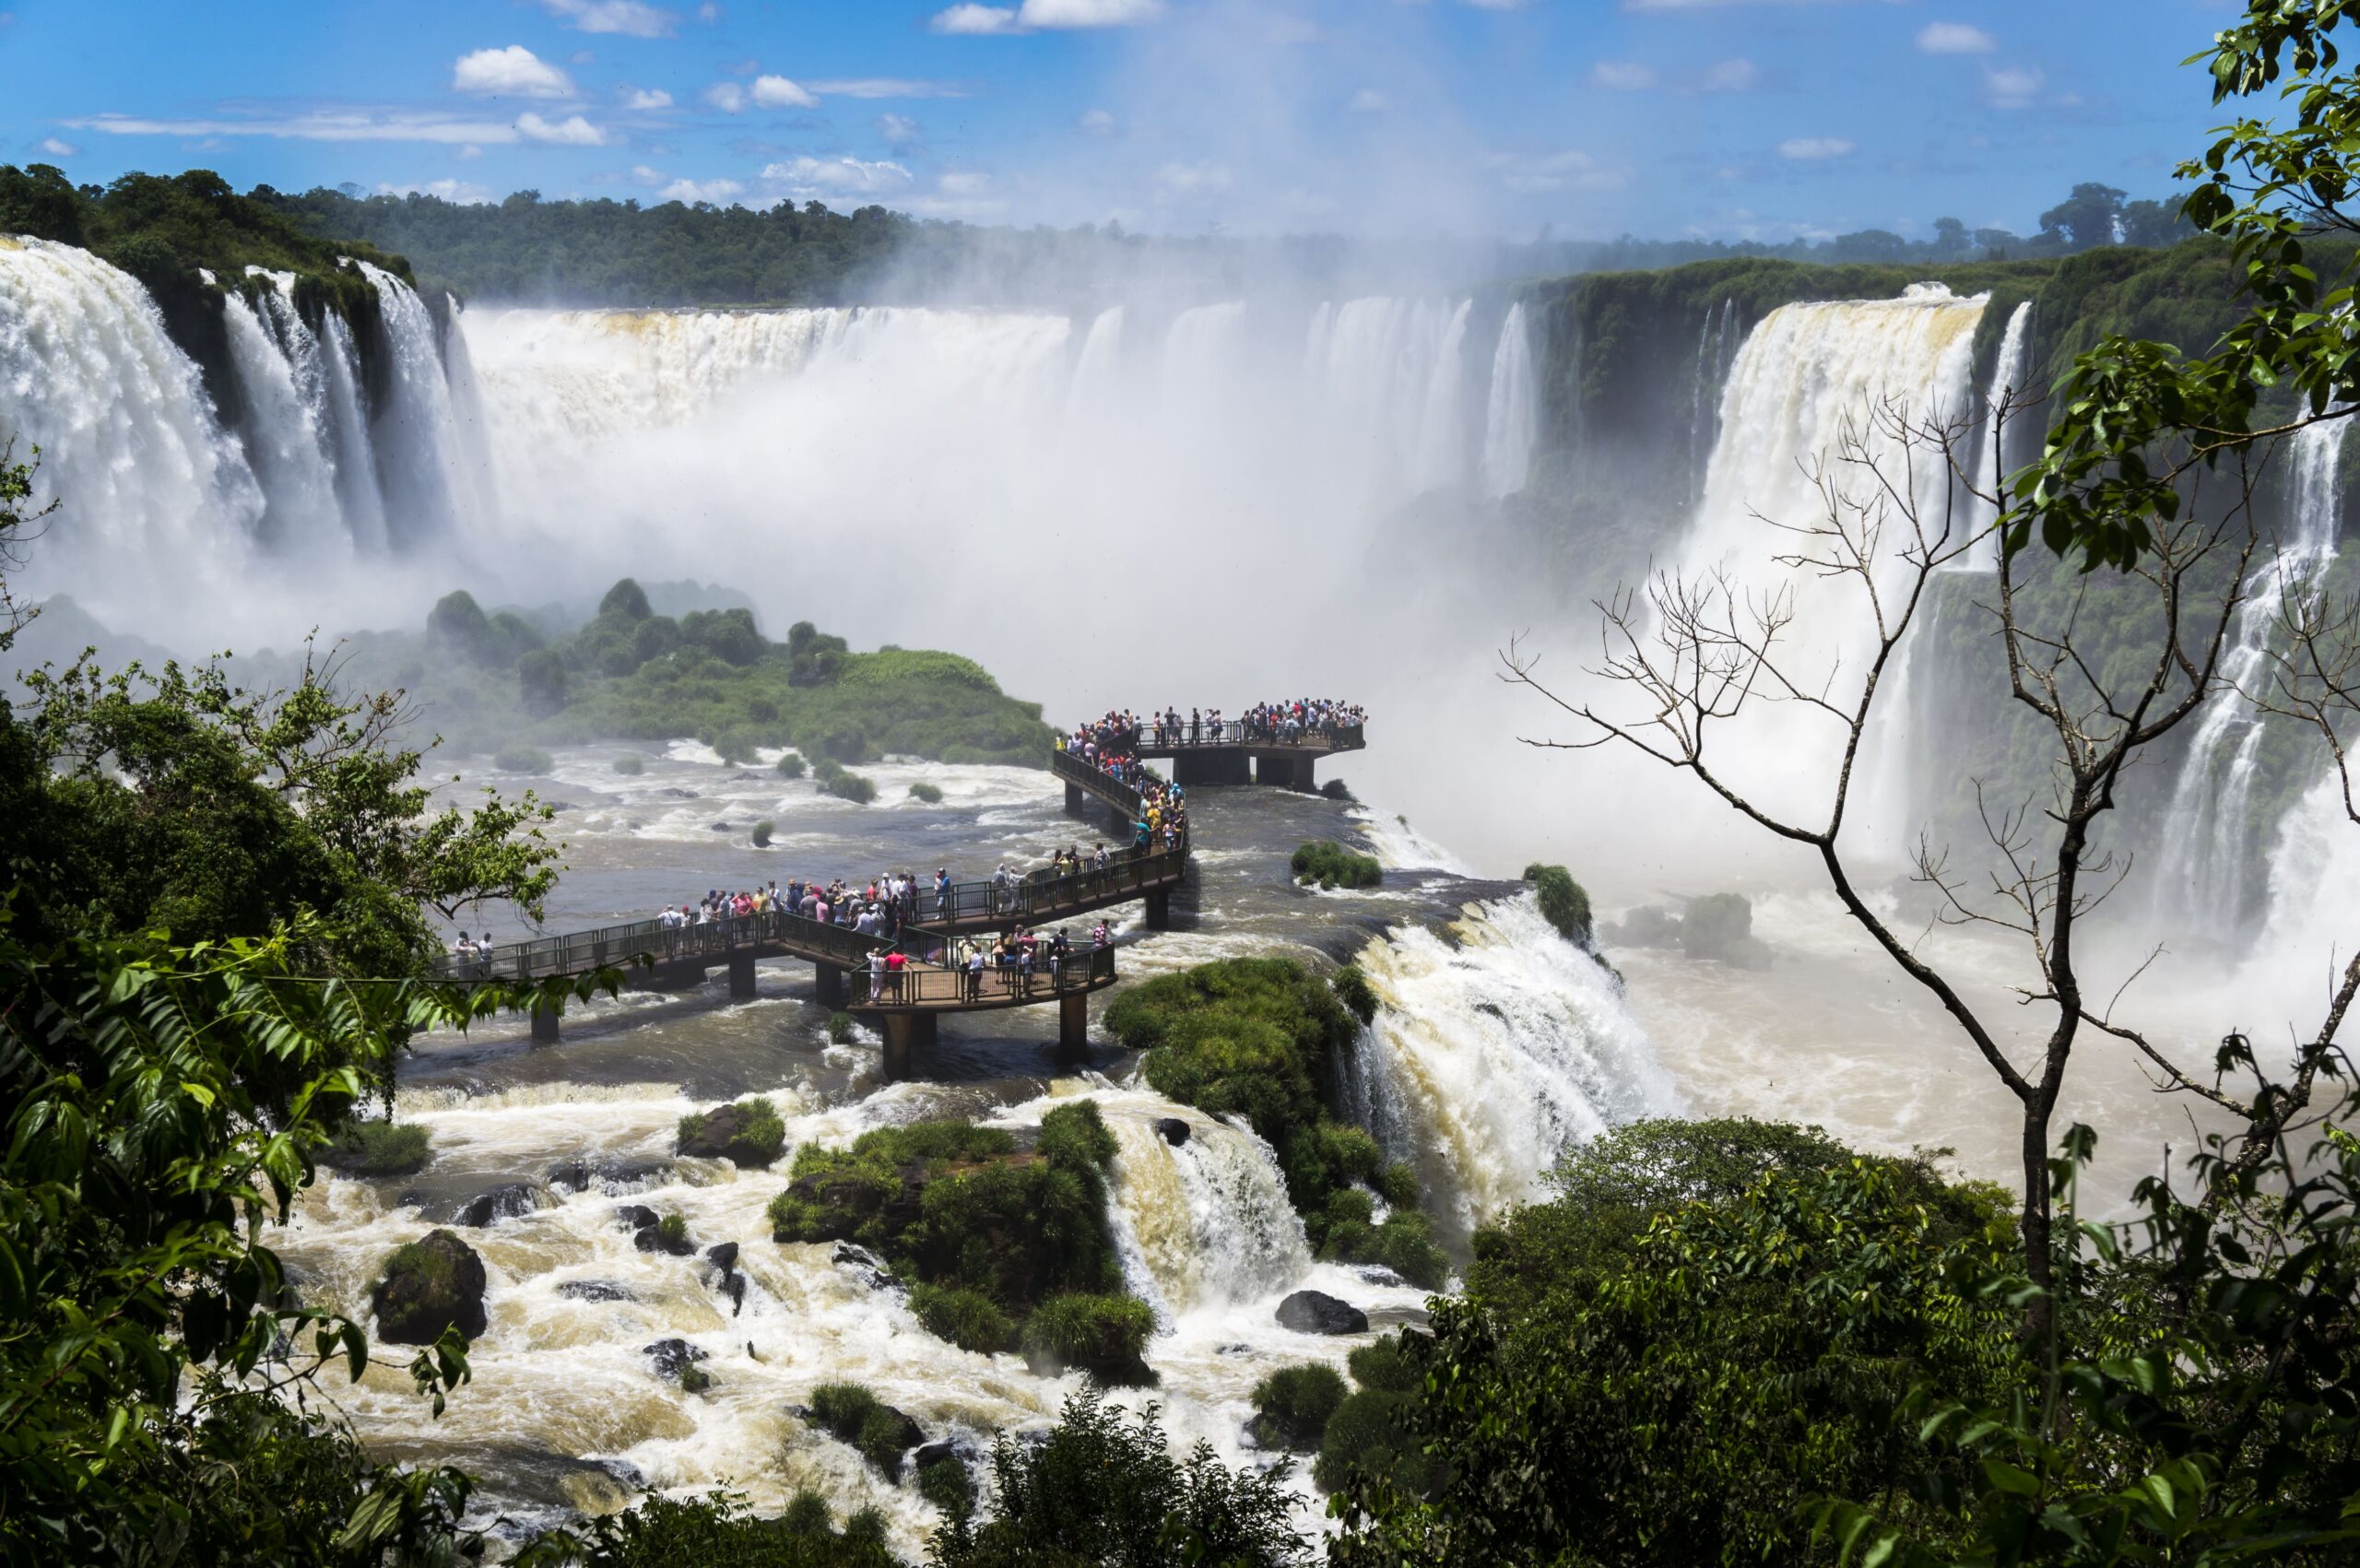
left=884, top=946, right=907, bottom=1002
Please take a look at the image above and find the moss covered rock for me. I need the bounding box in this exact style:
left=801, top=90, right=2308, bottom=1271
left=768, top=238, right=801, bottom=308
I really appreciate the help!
left=677, top=1096, right=787, bottom=1169
left=372, top=1229, right=488, bottom=1345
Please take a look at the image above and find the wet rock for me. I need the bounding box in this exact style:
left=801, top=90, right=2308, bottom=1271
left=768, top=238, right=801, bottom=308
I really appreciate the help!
left=705, top=1242, right=740, bottom=1272
left=831, top=1242, right=896, bottom=1290
left=1276, top=1290, right=1368, bottom=1336
left=1351, top=1264, right=1409, bottom=1288
left=1215, top=1342, right=1253, bottom=1356
left=614, top=1204, right=660, bottom=1232
left=372, top=1230, right=489, bottom=1345
left=661, top=787, right=701, bottom=798
left=721, top=1271, right=748, bottom=1317
left=677, top=1102, right=785, bottom=1169
left=643, top=1338, right=709, bottom=1383
left=558, top=1280, right=633, bottom=1303
left=1156, top=1117, right=1191, bottom=1146
left=544, top=800, right=578, bottom=813
left=708, top=821, right=732, bottom=832
left=634, top=1222, right=697, bottom=1257
left=548, top=1160, right=593, bottom=1193
left=454, top=1182, right=543, bottom=1228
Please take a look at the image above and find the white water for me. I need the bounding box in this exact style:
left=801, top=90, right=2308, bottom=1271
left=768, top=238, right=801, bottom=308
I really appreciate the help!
left=355, top=260, right=473, bottom=544
left=1479, top=301, right=1536, bottom=499
left=219, top=284, right=344, bottom=554
left=1960, top=301, right=2034, bottom=570
left=2161, top=417, right=2351, bottom=933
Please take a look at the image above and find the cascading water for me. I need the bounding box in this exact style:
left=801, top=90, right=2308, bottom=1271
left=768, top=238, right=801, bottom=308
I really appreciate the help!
left=218, top=284, right=344, bottom=552
left=1411, top=300, right=1472, bottom=493
left=1351, top=892, right=1682, bottom=1236
left=1689, top=297, right=1740, bottom=502
left=355, top=259, right=473, bottom=543
left=2158, top=417, right=2351, bottom=935
left=1479, top=301, right=1536, bottom=500
left=1958, top=300, right=2034, bottom=570
left=1093, top=1088, right=1314, bottom=1318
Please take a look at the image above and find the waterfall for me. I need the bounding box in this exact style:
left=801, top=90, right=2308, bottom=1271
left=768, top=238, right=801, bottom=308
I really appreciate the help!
left=2158, top=416, right=2351, bottom=934
left=1065, top=304, right=1125, bottom=424
left=1669, top=284, right=1989, bottom=839
left=440, top=293, right=500, bottom=525
left=1411, top=300, right=1472, bottom=492
left=218, top=284, right=343, bottom=552
left=0, top=235, right=262, bottom=615
left=355, top=260, right=472, bottom=543
left=1098, top=1091, right=1314, bottom=1319
left=1479, top=301, right=1536, bottom=500
left=1353, top=893, right=1682, bottom=1234
left=1689, top=298, right=1740, bottom=502
left=1959, top=301, right=2034, bottom=570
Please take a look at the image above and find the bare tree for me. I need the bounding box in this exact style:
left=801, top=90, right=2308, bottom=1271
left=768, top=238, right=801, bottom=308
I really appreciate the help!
left=1502, top=393, right=2269, bottom=1350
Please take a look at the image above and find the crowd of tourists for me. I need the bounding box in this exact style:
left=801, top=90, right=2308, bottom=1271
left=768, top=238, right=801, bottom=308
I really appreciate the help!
left=1110, top=699, right=1367, bottom=749
left=1065, top=712, right=1192, bottom=854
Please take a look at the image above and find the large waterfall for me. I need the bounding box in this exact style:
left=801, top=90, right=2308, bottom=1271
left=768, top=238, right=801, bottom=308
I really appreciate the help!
left=1479, top=301, right=1536, bottom=499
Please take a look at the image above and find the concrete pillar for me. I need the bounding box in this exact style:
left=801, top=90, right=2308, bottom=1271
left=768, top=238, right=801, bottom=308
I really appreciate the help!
left=1144, top=888, right=1172, bottom=930
left=814, top=962, right=846, bottom=1008
left=1058, top=991, right=1089, bottom=1061
left=1065, top=780, right=1085, bottom=816
left=881, top=1011, right=938, bottom=1080
left=728, top=949, right=757, bottom=999
left=530, top=1001, right=560, bottom=1044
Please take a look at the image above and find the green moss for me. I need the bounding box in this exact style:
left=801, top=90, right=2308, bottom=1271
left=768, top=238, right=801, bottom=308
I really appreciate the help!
left=1291, top=841, right=1383, bottom=890
left=611, top=752, right=645, bottom=775
left=1250, top=1363, right=1347, bottom=1449
left=492, top=744, right=552, bottom=774
left=907, top=781, right=944, bottom=804
left=1021, top=1292, right=1156, bottom=1385
left=1523, top=863, right=1594, bottom=947
left=319, top=1118, right=431, bottom=1177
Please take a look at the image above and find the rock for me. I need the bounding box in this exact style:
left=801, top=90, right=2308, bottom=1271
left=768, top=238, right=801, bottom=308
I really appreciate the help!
left=708, top=821, right=731, bottom=832
left=721, top=1271, right=748, bottom=1317
left=1156, top=1117, right=1191, bottom=1146
left=914, top=1437, right=978, bottom=1472
left=544, top=800, right=578, bottom=813
left=677, top=1102, right=783, bottom=1168
left=643, top=1338, right=709, bottom=1381
left=661, top=787, right=701, bottom=798
left=634, top=1222, right=697, bottom=1257
left=1275, top=1290, right=1368, bottom=1336
left=831, top=1242, right=896, bottom=1290
left=615, top=1204, right=660, bottom=1232
left=372, top=1230, right=489, bottom=1346
left=548, top=1160, right=592, bottom=1193
left=558, top=1280, right=633, bottom=1303
left=705, top=1241, right=740, bottom=1272
left=454, top=1182, right=542, bottom=1228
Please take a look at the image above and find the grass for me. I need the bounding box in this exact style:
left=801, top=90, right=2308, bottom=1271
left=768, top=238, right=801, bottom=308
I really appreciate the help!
left=826, top=1012, right=856, bottom=1043
left=493, top=744, right=554, bottom=774
left=656, top=1212, right=689, bottom=1248
left=612, top=752, right=644, bottom=775
left=320, top=1118, right=431, bottom=1176
left=1524, top=863, right=1595, bottom=947
left=1292, top=841, right=1383, bottom=890
left=1021, top=1292, right=1156, bottom=1385
left=751, top=819, right=775, bottom=847
left=808, top=1382, right=917, bottom=1479
left=910, top=1283, right=1016, bottom=1354
left=907, top=781, right=943, bottom=804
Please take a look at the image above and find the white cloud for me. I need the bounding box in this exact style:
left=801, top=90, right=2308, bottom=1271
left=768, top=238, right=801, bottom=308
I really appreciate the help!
left=618, top=86, right=673, bottom=109
left=1777, top=136, right=1855, bottom=159
left=760, top=155, right=913, bottom=193
left=703, top=82, right=745, bottom=112
left=630, top=163, right=666, bottom=183
left=1592, top=61, right=1657, bottom=91
left=516, top=111, right=608, bottom=145
left=33, top=136, right=77, bottom=157
left=1985, top=64, right=2044, bottom=107
left=938, top=171, right=992, bottom=195
left=698, top=2, right=721, bottom=18
left=1348, top=88, right=1389, bottom=113
left=930, top=0, right=1159, bottom=32
left=1918, top=21, right=1996, bottom=54
left=1462, top=0, right=1528, bottom=9
left=932, top=4, right=1020, bottom=32
left=1155, top=159, right=1232, bottom=195
left=750, top=75, right=818, bottom=109
left=1077, top=107, right=1116, bottom=136
left=543, top=0, right=679, bottom=36
left=662, top=176, right=744, bottom=203
left=1490, top=149, right=1626, bottom=194
left=456, top=143, right=484, bottom=159
left=67, top=110, right=525, bottom=145
left=877, top=112, right=920, bottom=146
left=1699, top=57, right=1757, bottom=92
left=453, top=45, right=575, bottom=99
left=377, top=178, right=497, bottom=204
left=807, top=78, right=967, bottom=99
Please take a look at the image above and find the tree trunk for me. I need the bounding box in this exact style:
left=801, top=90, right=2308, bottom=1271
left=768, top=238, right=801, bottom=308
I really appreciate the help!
left=2019, top=1102, right=2054, bottom=1354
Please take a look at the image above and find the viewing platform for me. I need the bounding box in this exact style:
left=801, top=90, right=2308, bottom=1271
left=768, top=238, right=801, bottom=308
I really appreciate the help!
left=1091, top=718, right=1365, bottom=791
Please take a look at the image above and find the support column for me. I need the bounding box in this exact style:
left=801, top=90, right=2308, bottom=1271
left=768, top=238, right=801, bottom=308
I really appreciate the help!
left=530, top=1001, right=560, bottom=1044
left=1057, top=990, right=1089, bottom=1062
left=881, top=1011, right=937, bottom=1080
left=728, top=949, right=757, bottom=999
left=1144, top=888, right=1171, bottom=930
left=814, top=961, right=846, bottom=1008
left=1065, top=780, right=1085, bottom=816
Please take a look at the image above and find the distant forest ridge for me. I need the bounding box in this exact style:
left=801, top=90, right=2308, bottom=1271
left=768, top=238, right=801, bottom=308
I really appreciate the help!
left=2, top=163, right=2198, bottom=310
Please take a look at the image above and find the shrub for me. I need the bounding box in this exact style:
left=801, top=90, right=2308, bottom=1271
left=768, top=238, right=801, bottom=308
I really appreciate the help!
left=1682, top=891, right=1756, bottom=961
left=319, top=1118, right=431, bottom=1176
left=1315, top=1387, right=1428, bottom=1495
left=1021, top=1292, right=1155, bottom=1385
left=776, top=751, right=807, bottom=779
left=808, top=1382, right=919, bottom=1479
left=826, top=1012, right=855, bottom=1043
left=517, top=649, right=568, bottom=717
left=518, top=1487, right=898, bottom=1565
left=1251, top=1363, right=1347, bottom=1449
left=1291, top=841, right=1382, bottom=890
left=821, top=770, right=877, bottom=805
left=612, top=752, right=644, bottom=775
left=678, top=1096, right=786, bottom=1168
left=751, top=819, right=775, bottom=847
left=494, top=744, right=554, bottom=774
left=1331, top=962, right=1377, bottom=1027
left=1316, top=1197, right=1449, bottom=1290
left=1036, top=1099, right=1118, bottom=1172
left=710, top=726, right=765, bottom=766
left=1321, top=776, right=1357, bottom=802
left=655, top=1212, right=689, bottom=1248
left=1523, top=863, right=1595, bottom=947
left=1347, top=1334, right=1422, bottom=1394
left=911, top=1283, right=1016, bottom=1354
left=907, top=781, right=944, bottom=804
left=918, top=1455, right=974, bottom=1520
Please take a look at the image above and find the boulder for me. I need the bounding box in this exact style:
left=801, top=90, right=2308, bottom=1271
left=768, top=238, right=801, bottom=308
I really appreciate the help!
left=372, top=1230, right=489, bottom=1346
left=614, top=1204, right=660, bottom=1232
left=677, top=1102, right=783, bottom=1168
left=643, top=1338, right=709, bottom=1381
left=1156, top=1117, right=1191, bottom=1146
left=831, top=1242, right=896, bottom=1290
left=1275, top=1290, right=1367, bottom=1336
left=914, top=1437, right=978, bottom=1472
left=557, top=1280, right=632, bottom=1303
left=708, top=821, right=732, bottom=832
left=705, top=1241, right=740, bottom=1272
left=661, top=787, right=701, bottom=798
left=454, top=1182, right=542, bottom=1228
left=721, top=1271, right=748, bottom=1317
left=635, top=1223, right=697, bottom=1257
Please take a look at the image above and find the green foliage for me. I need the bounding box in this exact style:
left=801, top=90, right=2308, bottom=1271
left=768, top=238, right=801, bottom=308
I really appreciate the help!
left=1521, top=863, right=1594, bottom=947
left=1346, top=1336, right=1421, bottom=1395
left=678, top=1096, right=787, bottom=1168
left=1290, top=840, right=1383, bottom=890
left=776, top=752, right=807, bottom=779
left=819, top=766, right=877, bottom=805
left=1331, top=962, right=1377, bottom=1027
left=656, top=1212, right=690, bottom=1247
left=1314, top=1188, right=1450, bottom=1289
left=908, top=781, right=944, bottom=804
left=1250, top=1363, right=1347, bottom=1449
left=1021, top=1293, right=1156, bottom=1385
left=751, top=819, right=775, bottom=847
left=517, top=1488, right=896, bottom=1567
left=319, top=1117, right=432, bottom=1177
left=910, top=1283, right=1017, bottom=1354
left=917, top=1455, right=975, bottom=1520
left=808, top=1383, right=917, bottom=1480
left=928, top=1386, right=1310, bottom=1568
left=1036, top=1099, right=1119, bottom=1170
left=826, top=1012, right=856, bottom=1043
left=612, top=752, right=645, bottom=775
left=518, top=648, right=570, bottom=718
left=495, top=743, right=554, bottom=774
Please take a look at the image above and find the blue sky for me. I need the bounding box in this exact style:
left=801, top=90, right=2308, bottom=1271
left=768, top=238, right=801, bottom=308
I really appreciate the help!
left=0, top=0, right=2250, bottom=242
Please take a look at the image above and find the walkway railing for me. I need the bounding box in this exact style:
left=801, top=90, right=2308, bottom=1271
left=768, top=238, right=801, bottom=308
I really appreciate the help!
left=1098, top=718, right=1366, bottom=752
left=433, top=905, right=886, bottom=984
left=843, top=944, right=1115, bottom=1008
